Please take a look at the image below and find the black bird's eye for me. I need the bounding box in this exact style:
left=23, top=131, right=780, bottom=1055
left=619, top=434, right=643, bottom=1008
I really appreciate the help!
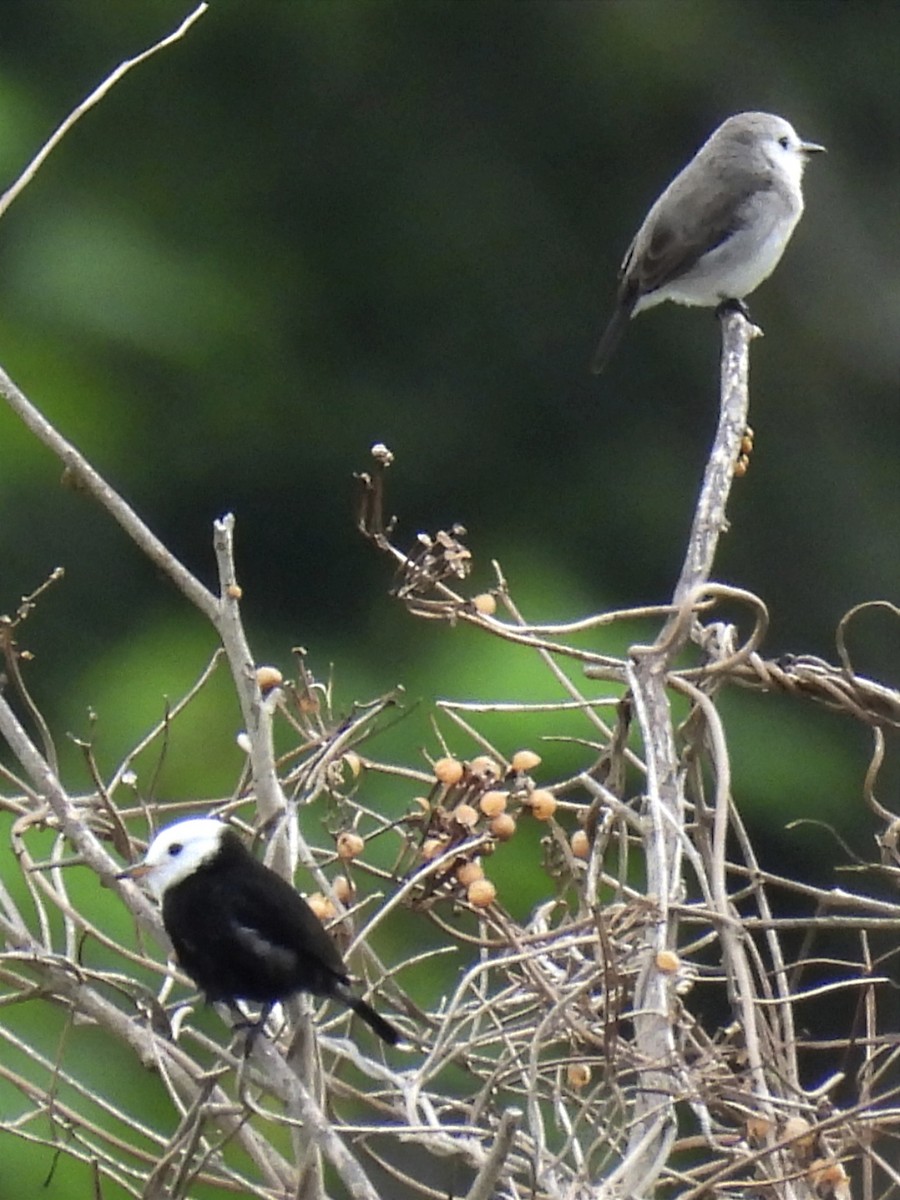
left=778, top=135, right=789, bottom=149
left=168, top=843, right=183, bottom=857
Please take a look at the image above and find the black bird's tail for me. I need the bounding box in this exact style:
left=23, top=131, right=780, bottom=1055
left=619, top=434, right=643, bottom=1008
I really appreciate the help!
left=336, top=983, right=399, bottom=1045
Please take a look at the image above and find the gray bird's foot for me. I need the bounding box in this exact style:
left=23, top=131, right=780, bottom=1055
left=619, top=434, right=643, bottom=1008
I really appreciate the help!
left=715, top=297, right=751, bottom=320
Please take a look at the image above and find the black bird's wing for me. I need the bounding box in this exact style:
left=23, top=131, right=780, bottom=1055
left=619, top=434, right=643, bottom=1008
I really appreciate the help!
left=162, top=830, right=400, bottom=1043
left=163, top=833, right=349, bottom=1004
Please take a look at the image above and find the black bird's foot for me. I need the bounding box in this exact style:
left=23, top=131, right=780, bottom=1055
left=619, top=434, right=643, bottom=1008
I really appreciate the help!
left=715, top=297, right=752, bottom=320
left=229, top=1002, right=275, bottom=1051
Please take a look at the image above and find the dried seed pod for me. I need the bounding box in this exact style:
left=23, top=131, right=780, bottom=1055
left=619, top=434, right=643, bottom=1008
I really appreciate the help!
left=510, top=749, right=541, bottom=773
left=479, top=790, right=507, bottom=817
left=570, top=829, right=590, bottom=859
left=529, top=789, right=557, bottom=820
left=566, top=1063, right=591, bottom=1089
left=490, top=813, right=516, bottom=841
left=336, top=831, right=365, bottom=860
left=433, top=756, right=464, bottom=786
left=469, top=755, right=501, bottom=783
left=466, top=878, right=496, bottom=907
left=342, top=751, right=363, bottom=778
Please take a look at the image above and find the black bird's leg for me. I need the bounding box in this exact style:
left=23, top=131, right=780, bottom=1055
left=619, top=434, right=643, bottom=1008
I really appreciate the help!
left=229, top=1001, right=275, bottom=1050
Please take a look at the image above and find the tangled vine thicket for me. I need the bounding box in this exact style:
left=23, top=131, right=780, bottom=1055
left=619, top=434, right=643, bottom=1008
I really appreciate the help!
left=2, top=10, right=900, bottom=1200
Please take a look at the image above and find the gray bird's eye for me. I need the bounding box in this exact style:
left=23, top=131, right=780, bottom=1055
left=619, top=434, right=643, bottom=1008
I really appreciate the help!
left=778, top=136, right=789, bottom=149
left=168, top=843, right=183, bottom=857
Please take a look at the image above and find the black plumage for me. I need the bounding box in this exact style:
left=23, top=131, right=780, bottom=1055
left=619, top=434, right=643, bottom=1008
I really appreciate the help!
left=122, top=819, right=398, bottom=1045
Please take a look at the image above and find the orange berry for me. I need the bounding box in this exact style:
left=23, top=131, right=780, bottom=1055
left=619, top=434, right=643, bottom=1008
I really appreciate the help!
left=336, top=831, right=364, bottom=860
left=434, top=756, right=464, bottom=786
left=307, top=892, right=336, bottom=921
left=471, top=592, right=497, bottom=616
left=511, top=749, right=541, bottom=773
left=655, top=950, right=680, bottom=973
left=567, top=1063, right=591, bottom=1089
left=467, top=878, right=496, bottom=907
left=255, top=665, right=283, bottom=692
left=453, top=803, right=479, bottom=828
left=529, top=789, right=557, bottom=820
left=421, top=837, right=447, bottom=860
left=456, top=861, right=484, bottom=886
left=332, top=876, right=354, bottom=905
left=479, top=790, right=507, bottom=817
left=571, top=829, right=590, bottom=859
left=490, top=813, right=516, bottom=841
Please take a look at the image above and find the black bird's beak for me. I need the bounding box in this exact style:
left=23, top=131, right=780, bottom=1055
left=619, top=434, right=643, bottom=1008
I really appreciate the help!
left=117, top=862, right=153, bottom=881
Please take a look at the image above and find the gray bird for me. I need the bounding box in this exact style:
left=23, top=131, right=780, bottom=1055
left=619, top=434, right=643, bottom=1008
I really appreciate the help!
left=591, top=112, right=825, bottom=373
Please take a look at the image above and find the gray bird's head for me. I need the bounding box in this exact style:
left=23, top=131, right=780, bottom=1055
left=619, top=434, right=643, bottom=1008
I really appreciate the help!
left=118, top=817, right=227, bottom=899
left=713, top=112, right=825, bottom=188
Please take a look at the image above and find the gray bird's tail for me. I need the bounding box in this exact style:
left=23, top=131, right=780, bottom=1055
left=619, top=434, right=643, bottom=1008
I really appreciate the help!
left=591, top=300, right=634, bottom=374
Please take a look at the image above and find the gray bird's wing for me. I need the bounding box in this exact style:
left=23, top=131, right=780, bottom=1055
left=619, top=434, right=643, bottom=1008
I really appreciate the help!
left=623, top=170, right=772, bottom=297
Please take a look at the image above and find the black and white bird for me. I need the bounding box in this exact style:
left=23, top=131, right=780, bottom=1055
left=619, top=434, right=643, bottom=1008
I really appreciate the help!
left=119, top=816, right=398, bottom=1045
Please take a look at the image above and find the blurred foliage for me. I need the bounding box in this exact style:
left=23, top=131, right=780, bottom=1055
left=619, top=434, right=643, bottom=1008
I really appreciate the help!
left=0, top=2, right=898, bottom=1190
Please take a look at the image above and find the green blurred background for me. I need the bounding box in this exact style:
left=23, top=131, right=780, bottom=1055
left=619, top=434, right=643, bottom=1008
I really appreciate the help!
left=0, top=1, right=899, bottom=1192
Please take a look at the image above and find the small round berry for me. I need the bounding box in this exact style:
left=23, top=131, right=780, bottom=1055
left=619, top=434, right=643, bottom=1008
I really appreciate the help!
left=529, top=789, right=557, bottom=820
left=471, top=592, right=497, bottom=616
left=453, top=803, right=479, bottom=828
left=511, top=749, right=541, bottom=773
left=490, top=813, right=516, bottom=841
left=479, top=790, right=507, bottom=817
left=336, top=831, right=365, bottom=860
left=456, top=860, right=484, bottom=887
left=567, top=1063, right=591, bottom=1089
left=256, top=665, right=283, bottom=692
left=332, top=876, right=355, bottom=905
left=307, top=893, right=336, bottom=921
left=467, top=878, right=496, bottom=907
left=571, top=829, right=590, bottom=859
left=434, top=757, right=464, bottom=786
left=655, top=950, right=680, bottom=973
left=421, top=837, right=448, bottom=860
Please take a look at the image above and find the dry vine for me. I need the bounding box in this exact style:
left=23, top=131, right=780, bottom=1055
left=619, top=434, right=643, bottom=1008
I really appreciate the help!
left=1, top=14, right=900, bottom=1200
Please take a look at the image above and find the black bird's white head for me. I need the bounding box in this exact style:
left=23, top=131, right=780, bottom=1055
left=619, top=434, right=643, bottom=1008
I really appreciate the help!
left=128, top=817, right=228, bottom=900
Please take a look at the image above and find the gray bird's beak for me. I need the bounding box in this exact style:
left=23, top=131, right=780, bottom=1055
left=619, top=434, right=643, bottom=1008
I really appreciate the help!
left=801, top=139, right=826, bottom=155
